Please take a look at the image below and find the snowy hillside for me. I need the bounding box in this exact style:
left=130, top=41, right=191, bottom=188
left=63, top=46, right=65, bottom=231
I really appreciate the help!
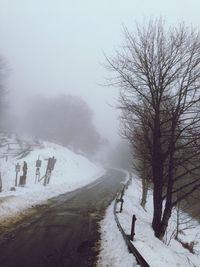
left=0, top=133, right=105, bottom=219
left=98, top=172, right=200, bottom=267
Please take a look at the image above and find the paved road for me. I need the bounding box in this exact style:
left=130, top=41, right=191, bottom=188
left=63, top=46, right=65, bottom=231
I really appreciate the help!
left=0, top=169, right=126, bottom=267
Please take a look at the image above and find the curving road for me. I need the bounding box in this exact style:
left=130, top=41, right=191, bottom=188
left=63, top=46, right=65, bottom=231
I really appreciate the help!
left=0, top=169, right=126, bottom=267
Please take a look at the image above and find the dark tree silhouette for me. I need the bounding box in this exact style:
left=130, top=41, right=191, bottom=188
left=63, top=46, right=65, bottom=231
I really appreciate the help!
left=107, top=19, right=200, bottom=239
left=25, top=94, right=103, bottom=156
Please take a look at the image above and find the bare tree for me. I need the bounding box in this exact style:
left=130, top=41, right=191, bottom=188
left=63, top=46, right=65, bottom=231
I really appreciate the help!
left=120, top=106, right=152, bottom=209
left=106, top=19, right=200, bottom=239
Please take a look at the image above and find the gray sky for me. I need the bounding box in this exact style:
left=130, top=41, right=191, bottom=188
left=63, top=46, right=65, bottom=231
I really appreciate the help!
left=0, top=0, right=200, bottom=142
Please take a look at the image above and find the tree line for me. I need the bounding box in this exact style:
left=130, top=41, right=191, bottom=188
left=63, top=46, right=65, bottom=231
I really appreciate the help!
left=22, top=94, right=104, bottom=157
left=0, top=77, right=104, bottom=157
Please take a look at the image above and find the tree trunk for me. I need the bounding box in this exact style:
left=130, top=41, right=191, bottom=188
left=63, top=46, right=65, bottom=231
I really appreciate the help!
left=174, top=203, right=180, bottom=240
left=152, top=114, right=164, bottom=238
left=159, top=201, right=173, bottom=239
left=140, top=177, right=149, bottom=210
left=152, top=180, right=163, bottom=237
left=158, top=124, right=176, bottom=239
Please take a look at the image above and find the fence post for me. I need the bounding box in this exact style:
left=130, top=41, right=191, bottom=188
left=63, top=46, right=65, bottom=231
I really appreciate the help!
left=43, top=171, right=48, bottom=186
left=120, top=199, right=124, bottom=213
left=15, top=163, right=20, bottom=187
left=15, top=170, right=18, bottom=186
left=120, top=185, right=125, bottom=199
left=130, top=214, right=137, bottom=241
left=35, top=157, right=42, bottom=184
left=43, top=159, right=50, bottom=186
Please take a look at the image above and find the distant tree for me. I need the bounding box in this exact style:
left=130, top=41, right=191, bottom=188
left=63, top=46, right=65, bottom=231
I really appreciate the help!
left=24, top=94, right=103, bottom=156
left=107, top=19, right=200, bottom=239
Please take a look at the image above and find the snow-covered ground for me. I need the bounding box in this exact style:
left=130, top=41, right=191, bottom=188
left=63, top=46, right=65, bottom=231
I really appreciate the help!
left=98, top=172, right=200, bottom=267
left=0, top=135, right=105, bottom=219
left=97, top=202, right=139, bottom=267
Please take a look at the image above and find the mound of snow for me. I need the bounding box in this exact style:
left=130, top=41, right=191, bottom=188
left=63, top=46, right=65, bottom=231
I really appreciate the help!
left=0, top=141, right=105, bottom=219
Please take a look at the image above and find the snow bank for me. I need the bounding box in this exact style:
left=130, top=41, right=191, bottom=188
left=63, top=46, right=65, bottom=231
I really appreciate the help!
left=97, top=170, right=139, bottom=267
left=98, top=172, right=200, bottom=267
left=0, top=141, right=105, bottom=219
left=97, top=202, right=138, bottom=267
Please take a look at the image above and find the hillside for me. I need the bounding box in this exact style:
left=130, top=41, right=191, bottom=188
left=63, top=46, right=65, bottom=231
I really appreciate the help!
left=0, top=133, right=104, bottom=219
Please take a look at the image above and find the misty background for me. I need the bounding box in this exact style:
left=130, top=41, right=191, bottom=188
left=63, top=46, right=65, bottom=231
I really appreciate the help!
left=0, top=0, right=200, bottom=162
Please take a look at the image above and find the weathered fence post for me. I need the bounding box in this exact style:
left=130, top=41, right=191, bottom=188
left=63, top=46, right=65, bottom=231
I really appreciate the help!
left=46, top=158, right=52, bottom=184
left=44, top=158, right=51, bottom=186
left=119, top=199, right=124, bottom=213
left=130, top=214, right=137, bottom=241
left=15, top=163, right=20, bottom=186
left=118, top=184, right=126, bottom=213
left=43, top=170, right=48, bottom=186
left=35, top=157, right=42, bottom=184
left=45, top=156, right=56, bottom=185
left=120, top=185, right=125, bottom=199
left=19, top=161, right=27, bottom=187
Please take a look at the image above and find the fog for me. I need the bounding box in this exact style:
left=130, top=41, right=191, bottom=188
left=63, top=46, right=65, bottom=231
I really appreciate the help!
left=0, top=0, right=200, bottom=154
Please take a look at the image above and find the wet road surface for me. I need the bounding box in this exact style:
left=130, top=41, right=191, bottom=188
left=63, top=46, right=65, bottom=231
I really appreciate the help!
left=0, top=169, right=126, bottom=267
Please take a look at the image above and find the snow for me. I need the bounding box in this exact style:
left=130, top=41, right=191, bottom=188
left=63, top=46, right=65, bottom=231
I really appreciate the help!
left=0, top=137, right=105, bottom=219
left=98, top=172, right=200, bottom=267
left=97, top=202, right=138, bottom=267
left=97, top=171, right=139, bottom=267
